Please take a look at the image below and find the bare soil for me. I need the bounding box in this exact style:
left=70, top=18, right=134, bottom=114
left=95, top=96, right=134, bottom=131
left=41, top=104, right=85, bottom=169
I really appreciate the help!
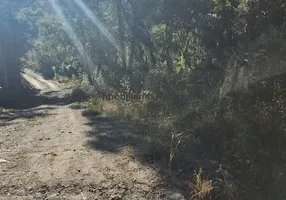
left=0, top=71, right=184, bottom=200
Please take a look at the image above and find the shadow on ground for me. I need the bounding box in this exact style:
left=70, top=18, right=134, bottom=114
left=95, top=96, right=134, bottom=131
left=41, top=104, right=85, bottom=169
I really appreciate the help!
left=83, top=112, right=149, bottom=154
left=0, top=89, right=73, bottom=109
left=78, top=109, right=189, bottom=197
left=0, top=89, right=72, bottom=124
left=80, top=109, right=175, bottom=173
left=0, top=106, right=56, bottom=122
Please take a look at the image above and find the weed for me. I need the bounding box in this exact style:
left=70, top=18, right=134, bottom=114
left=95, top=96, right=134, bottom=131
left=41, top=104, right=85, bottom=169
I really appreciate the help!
left=190, top=168, right=213, bottom=200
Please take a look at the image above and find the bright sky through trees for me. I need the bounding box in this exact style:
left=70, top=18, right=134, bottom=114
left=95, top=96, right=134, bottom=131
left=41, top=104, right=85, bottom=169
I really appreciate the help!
left=74, top=0, right=121, bottom=53
left=47, top=0, right=95, bottom=74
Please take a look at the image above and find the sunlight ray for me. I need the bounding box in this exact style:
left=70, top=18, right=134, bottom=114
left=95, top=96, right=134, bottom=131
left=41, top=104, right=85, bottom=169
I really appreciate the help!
left=47, top=0, right=95, bottom=76
left=74, top=0, right=121, bottom=53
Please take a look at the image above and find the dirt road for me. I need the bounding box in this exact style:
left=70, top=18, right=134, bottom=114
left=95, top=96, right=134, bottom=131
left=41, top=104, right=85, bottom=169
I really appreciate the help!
left=0, top=71, right=183, bottom=200
left=22, top=69, right=60, bottom=92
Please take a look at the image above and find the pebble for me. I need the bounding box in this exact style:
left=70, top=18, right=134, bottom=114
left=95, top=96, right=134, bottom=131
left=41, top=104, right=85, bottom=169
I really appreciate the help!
left=0, top=159, right=8, bottom=163
left=47, top=193, right=58, bottom=199
left=167, top=192, right=186, bottom=200
left=110, top=194, right=122, bottom=200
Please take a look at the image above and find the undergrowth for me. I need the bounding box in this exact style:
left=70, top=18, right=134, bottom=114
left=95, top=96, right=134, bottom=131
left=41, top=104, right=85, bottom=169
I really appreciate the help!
left=82, top=87, right=286, bottom=200
left=67, top=70, right=286, bottom=200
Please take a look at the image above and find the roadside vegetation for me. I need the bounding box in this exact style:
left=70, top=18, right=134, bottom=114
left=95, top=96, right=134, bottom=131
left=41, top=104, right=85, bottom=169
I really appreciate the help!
left=1, top=0, right=286, bottom=199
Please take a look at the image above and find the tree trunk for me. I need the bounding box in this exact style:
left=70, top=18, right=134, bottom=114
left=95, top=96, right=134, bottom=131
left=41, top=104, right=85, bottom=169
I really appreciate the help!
left=6, top=60, right=22, bottom=90
left=94, top=0, right=103, bottom=78
left=116, top=0, right=127, bottom=71
left=0, top=22, right=22, bottom=90
left=127, top=1, right=138, bottom=70
left=164, top=0, right=174, bottom=73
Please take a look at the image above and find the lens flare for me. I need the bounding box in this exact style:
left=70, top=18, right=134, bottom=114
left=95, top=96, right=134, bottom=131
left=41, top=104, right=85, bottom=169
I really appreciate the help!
left=48, top=0, right=95, bottom=75
left=74, top=0, right=121, bottom=53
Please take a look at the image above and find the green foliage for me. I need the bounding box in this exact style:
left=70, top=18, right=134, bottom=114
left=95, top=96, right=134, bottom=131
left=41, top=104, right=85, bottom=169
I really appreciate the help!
left=1, top=0, right=286, bottom=199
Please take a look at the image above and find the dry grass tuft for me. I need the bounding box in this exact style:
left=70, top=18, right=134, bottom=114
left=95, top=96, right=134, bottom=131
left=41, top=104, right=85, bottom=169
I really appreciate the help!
left=101, top=101, right=120, bottom=114
left=120, top=146, right=135, bottom=159
left=86, top=99, right=119, bottom=115
left=190, top=168, right=213, bottom=200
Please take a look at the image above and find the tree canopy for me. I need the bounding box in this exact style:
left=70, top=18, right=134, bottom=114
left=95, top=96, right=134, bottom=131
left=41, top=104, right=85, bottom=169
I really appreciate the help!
left=1, top=0, right=286, bottom=199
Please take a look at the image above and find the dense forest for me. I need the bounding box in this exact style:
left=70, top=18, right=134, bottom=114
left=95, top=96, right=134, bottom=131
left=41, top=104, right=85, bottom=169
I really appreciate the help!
left=1, top=0, right=286, bottom=199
